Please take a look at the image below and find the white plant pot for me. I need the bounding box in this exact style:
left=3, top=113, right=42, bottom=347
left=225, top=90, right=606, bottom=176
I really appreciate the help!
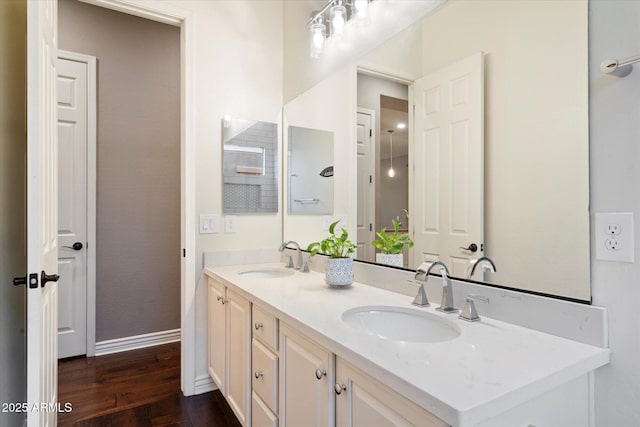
left=376, top=253, right=403, bottom=268
left=325, top=257, right=354, bottom=287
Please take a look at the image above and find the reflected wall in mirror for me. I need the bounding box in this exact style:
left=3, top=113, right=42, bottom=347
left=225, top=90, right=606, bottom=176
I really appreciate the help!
left=222, top=117, right=278, bottom=213
left=288, top=126, right=334, bottom=215
left=282, top=0, right=590, bottom=301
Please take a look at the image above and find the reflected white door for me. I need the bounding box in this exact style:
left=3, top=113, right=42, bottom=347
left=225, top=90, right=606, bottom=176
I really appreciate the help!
left=356, top=109, right=375, bottom=262
left=57, top=54, right=90, bottom=358
left=27, top=0, right=59, bottom=425
left=412, top=53, right=484, bottom=278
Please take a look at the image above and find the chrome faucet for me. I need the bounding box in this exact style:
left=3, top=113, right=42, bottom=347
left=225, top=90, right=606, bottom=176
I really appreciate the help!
left=421, top=261, right=458, bottom=314
left=279, top=241, right=304, bottom=271
left=467, top=256, right=497, bottom=280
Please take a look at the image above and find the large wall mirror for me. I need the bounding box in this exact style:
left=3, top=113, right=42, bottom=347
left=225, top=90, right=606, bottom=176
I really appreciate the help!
left=283, top=0, right=590, bottom=302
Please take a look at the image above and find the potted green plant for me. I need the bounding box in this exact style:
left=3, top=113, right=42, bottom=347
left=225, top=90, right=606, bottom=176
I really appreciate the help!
left=307, top=221, right=357, bottom=287
left=371, top=219, right=414, bottom=267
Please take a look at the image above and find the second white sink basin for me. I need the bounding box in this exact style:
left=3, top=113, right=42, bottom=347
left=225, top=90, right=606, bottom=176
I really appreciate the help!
left=239, top=268, right=295, bottom=279
left=342, top=305, right=461, bottom=343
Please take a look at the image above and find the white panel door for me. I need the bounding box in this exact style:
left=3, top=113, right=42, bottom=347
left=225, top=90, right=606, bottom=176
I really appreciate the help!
left=356, top=109, right=375, bottom=262
left=413, top=53, right=484, bottom=277
left=226, top=289, right=251, bottom=427
left=208, top=278, right=226, bottom=393
left=280, top=324, right=333, bottom=427
left=26, top=0, right=59, bottom=425
left=57, top=56, right=88, bottom=359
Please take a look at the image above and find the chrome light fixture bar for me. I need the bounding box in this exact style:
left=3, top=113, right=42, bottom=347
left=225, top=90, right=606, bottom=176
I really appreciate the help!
left=307, top=0, right=372, bottom=58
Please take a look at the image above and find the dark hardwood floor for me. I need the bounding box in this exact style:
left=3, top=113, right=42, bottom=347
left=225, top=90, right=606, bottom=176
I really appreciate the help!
left=58, top=342, right=241, bottom=427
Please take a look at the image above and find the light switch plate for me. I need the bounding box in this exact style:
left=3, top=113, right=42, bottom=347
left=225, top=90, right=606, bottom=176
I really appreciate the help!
left=225, top=215, right=237, bottom=233
left=595, top=212, right=634, bottom=262
left=199, top=214, right=219, bottom=234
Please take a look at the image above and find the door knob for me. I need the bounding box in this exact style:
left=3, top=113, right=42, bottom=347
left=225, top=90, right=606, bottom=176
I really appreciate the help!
left=41, top=271, right=60, bottom=287
left=62, top=242, right=83, bottom=251
left=459, top=243, right=478, bottom=253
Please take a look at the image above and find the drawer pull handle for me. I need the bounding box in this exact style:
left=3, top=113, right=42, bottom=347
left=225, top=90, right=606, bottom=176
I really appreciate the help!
left=315, top=369, right=326, bottom=380
left=335, top=383, right=347, bottom=395
left=254, top=322, right=263, bottom=330
left=255, top=371, right=264, bottom=379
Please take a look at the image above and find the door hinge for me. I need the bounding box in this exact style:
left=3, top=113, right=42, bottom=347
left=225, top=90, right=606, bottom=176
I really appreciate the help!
left=183, top=248, right=186, bottom=258
left=369, top=129, right=372, bottom=137
left=369, top=175, right=372, bottom=183
left=369, top=224, right=372, bottom=232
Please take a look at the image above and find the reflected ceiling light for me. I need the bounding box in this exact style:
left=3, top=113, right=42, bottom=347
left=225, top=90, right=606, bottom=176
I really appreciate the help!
left=396, top=122, right=406, bottom=130
left=387, top=130, right=395, bottom=178
left=307, top=0, right=374, bottom=58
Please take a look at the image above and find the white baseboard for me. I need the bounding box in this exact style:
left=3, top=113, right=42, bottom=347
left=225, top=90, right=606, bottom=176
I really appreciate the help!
left=194, top=374, right=217, bottom=395
left=95, top=328, right=181, bottom=356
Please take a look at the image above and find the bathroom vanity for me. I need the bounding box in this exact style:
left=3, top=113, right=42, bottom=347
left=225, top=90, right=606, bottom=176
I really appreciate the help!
left=205, top=262, right=609, bottom=427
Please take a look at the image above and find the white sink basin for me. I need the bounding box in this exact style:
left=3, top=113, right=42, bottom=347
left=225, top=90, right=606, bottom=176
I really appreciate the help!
left=238, top=268, right=295, bottom=279
left=342, top=305, right=461, bottom=343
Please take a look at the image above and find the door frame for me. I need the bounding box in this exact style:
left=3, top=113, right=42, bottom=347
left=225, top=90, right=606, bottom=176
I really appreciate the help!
left=78, top=0, right=197, bottom=395
left=57, top=50, right=97, bottom=357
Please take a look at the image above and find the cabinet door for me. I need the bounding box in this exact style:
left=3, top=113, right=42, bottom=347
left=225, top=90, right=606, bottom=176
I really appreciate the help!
left=208, top=278, right=226, bottom=393
left=226, top=289, right=251, bottom=427
left=280, top=323, right=334, bottom=427
left=335, top=358, right=447, bottom=427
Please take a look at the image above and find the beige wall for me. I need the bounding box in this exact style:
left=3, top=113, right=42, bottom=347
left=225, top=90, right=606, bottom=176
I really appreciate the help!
left=283, top=65, right=357, bottom=248
left=59, top=0, right=181, bottom=341
left=0, top=0, right=27, bottom=424
left=421, top=0, right=590, bottom=299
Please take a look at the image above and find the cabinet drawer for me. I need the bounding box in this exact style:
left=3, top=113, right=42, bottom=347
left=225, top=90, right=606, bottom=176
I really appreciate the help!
left=252, top=305, right=278, bottom=350
left=252, top=392, right=278, bottom=427
left=252, top=339, right=278, bottom=414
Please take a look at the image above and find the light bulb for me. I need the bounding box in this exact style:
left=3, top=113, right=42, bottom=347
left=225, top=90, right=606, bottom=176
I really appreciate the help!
left=396, top=123, right=406, bottom=129
left=388, top=168, right=395, bottom=178
left=354, top=0, right=368, bottom=19
left=309, top=23, right=326, bottom=58
left=330, top=4, right=347, bottom=39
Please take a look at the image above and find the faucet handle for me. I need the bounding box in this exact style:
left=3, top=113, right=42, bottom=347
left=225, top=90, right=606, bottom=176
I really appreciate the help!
left=284, top=254, right=294, bottom=268
left=300, top=257, right=310, bottom=273
left=458, top=295, right=489, bottom=322
left=411, top=283, right=430, bottom=307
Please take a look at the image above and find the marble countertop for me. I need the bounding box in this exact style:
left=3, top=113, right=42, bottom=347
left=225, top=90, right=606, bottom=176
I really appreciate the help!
left=204, top=263, right=609, bottom=427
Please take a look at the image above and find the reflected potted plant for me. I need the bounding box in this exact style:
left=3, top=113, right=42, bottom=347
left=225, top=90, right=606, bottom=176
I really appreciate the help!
left=307, top=221, right=357, bottom=287
left=371, top=219, right=414, bottom=267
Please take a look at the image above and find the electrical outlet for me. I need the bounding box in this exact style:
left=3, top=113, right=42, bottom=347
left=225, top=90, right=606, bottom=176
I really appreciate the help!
left=595, top=212, right=634, bottom=262
left=225, top=215, right=237, bottom=233
left=605, top=238, right=620, bottom=250
left=606, top=223, right=621, bottom=235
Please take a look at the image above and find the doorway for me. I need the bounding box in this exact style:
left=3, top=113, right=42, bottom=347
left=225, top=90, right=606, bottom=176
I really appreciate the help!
left=56, top=0, right=181, bottom=361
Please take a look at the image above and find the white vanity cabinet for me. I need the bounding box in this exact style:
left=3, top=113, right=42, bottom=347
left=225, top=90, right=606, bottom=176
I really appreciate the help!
left=279, top=322, right=334, bottom=427
left=207, top=277, right=251, bottom=426
left=335, top=358, right=448, bottom=427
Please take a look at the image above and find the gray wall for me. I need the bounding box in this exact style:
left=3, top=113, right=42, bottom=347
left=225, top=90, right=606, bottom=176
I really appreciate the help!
left=590, top=0, right=640, bottom=424
left=59, top=0, right=180, bottom=341
left=0, top=0, right=27, bottom=425
left=379, top=155, right=409, bottom=230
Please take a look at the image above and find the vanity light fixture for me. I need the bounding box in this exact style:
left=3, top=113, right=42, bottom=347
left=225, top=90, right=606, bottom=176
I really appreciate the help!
left=330, top=0, right=347, bottom=40
left=387, top=129, right=395, bottom=178
left=309, top=13, right=327, bottom=59
left=307, top=0, right=373, bottom=58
